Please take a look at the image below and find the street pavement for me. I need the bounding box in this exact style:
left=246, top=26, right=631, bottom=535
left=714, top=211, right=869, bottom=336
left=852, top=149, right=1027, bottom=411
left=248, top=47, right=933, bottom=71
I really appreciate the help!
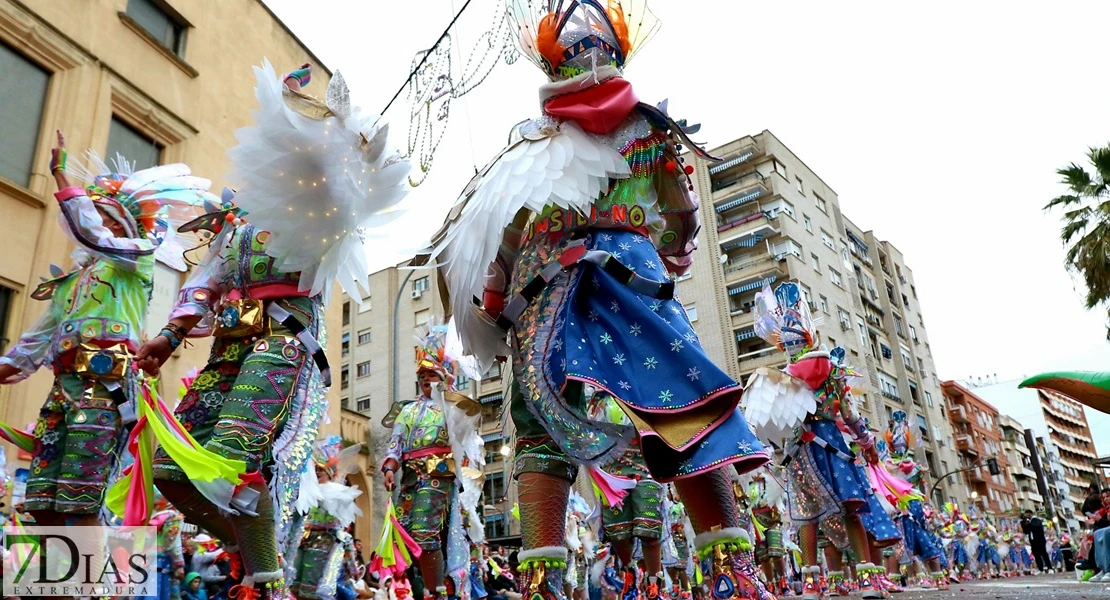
left=891, top=572, right=1109, bottom=599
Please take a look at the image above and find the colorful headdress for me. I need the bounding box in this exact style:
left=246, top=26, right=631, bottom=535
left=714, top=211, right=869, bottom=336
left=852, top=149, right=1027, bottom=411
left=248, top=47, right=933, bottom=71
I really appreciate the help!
left=508, top=0, right=660, bottom=80
left=312, top=435, right=361, bottom=479
left=414, top=320, right=459, bottom=387
left=886, top=409, right=913, bottom=459
left=753, top=282, right=821, bottom=361
left=65, top=151, right=216, bottom=269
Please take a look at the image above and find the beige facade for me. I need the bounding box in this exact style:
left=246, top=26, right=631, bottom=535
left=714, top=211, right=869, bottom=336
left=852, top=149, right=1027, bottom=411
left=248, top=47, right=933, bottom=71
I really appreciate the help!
left=681, top=130, right=966, bottom=506
left=0, top=0, right=364, bottom=535
left=998, top=414, right=1045, bottom=514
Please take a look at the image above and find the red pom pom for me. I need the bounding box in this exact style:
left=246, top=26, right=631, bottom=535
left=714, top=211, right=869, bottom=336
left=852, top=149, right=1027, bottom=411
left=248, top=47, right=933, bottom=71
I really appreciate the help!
left=684, top=165, right=695, bottom=175
left=665, top=160, right=677, bottom=173
left=224, top=212, right=236, bottom=223
left=213, top=224, right=223, bottom=233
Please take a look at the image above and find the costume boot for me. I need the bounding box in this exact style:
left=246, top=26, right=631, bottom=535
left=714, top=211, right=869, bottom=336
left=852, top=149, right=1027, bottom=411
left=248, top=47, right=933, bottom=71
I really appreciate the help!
left=519, top=547, right=569, bottom=600
left=695, top=529, right=777, bottom=600
left=825, top=572, right=849, bottom=597
left=799, top=566, right=822, bottom=600
left=930, top=571, right=948, bottom=591
left=856, top=564, right=887, bottom=600
left=228, top=570, right=284, bottom=600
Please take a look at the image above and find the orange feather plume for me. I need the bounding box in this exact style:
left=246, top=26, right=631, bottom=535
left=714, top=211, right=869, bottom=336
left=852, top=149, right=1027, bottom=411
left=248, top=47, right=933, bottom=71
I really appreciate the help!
left=606, top=0, right=632, bottom=58
left=536, top=13, right=564, bottom=71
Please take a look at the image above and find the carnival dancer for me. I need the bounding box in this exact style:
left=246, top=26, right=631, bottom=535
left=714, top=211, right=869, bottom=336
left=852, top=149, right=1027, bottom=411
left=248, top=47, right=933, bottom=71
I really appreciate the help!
left=424, top=1, right=772, bottom=598
left=585, top=390, right=665, bottom=599
left=0, top=131, right=211, bottom=528
left=383, top=323, right=485, bottom=600
left=289, top=436, right=364, bottom=599
left=565, top=492, right=597, bottom=600
left=743, top=282, right=905, bottom=600
left=745, top=471, right=791, bottom=597
left=153, top=503, right=187, bottom=600
left=664, top=491, right=694, bottom=599
left=131, top=60, right=411, bottom=599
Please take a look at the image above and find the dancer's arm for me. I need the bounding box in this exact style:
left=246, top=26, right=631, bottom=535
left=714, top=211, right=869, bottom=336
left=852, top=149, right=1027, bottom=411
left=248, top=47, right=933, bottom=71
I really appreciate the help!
left=839, top=391, right=878, bottom=463
left=381, top=405, right=410, bottom=490
left=0, top=306, right=61, bottom=384
left=482, top=211, right=528, bottom=318
left=50, top=131, right=155, bottom=269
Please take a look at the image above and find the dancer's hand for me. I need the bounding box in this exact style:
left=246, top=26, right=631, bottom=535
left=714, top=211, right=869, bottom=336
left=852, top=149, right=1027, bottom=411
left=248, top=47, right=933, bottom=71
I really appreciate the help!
left=284, top=63, right=312, bottom=91
left=383, top=469, right=395, bottom=491
left=50, top=130, right=71, bottom=190
left=136, top=335, right=174, bottom=376
left=0, top=363, right=19, bottom=384
left=863, top=444, right=879, bottom=465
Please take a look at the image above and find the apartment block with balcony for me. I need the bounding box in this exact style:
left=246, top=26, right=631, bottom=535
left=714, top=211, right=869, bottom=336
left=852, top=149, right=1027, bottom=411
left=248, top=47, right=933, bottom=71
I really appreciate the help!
left=681, top=131, right=962, bottom=504
left=940, top=381, right=1018, bottom=515
left=999, top=414, right=1044, bottom=513
left=975, top=381, right=1099, bottom=531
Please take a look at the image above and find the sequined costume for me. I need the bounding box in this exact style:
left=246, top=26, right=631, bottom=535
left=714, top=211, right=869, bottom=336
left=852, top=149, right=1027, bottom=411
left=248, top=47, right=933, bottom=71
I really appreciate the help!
left=587, top=394, right=663, bottom=542
left=385, top=395, right=454, bottom=550
left=290, top=437, right=364, bottom=600
left=0, top=155, right=210, bottom=515
left=426, top=3, right=772, bottom=599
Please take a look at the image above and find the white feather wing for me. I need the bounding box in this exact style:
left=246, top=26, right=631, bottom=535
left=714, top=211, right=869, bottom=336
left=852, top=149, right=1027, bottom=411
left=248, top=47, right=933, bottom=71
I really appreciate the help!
left=428, top=122, right=629, bottom=366
left=229, top=60, right=411, bottom=301
left=742, top=368, right=815, bottom=446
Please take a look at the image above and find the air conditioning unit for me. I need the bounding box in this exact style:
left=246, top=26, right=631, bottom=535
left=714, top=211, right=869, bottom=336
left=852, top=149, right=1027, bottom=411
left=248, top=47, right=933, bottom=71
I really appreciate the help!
left=412, top=289, right=423, bottom=299
left=840, top=321, right=850, bottom=331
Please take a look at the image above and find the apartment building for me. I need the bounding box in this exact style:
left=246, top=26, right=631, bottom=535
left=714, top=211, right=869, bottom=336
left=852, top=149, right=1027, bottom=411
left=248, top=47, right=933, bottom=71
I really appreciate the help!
left=974, top=381, right=1100, bottom=531
left=681, top=131, right=964, bottom=505
left=999, top=414, right=1046, bottom=514
left=939, top=381, right=1019, bottom=515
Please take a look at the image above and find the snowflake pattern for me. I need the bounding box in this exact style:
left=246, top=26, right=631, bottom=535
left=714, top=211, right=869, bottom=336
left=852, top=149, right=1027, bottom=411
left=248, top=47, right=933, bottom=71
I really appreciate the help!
left=684, top=332, right=699, bottom=344
left=618, top=381, right=632, bottom=391
left=659, top=389, right=674, bottom=404
left=610, top=300, right=621, bottom=313
left=738, top=441, right=754, bottom=454
left=629, top=324, right=642, bottom=336
left=588, top=310, right=599, bottom=322
left=553, top=338, right=563, bottom=351
left=650, top=300, right=662, bottom=312
left=600, top=233, right=613, bottom=242
left=633, top=235, right=646, bottom=244
left=600, top=333, right=613, bottom=345
left=644, top=357, right=658, bottom=370
left=671, top=339, right=685, bottom=352
left=687, top=367, right=701, bottom=381
left=613, top=353, right=626, bottom=365
left=613, top=251, right=623, bottom=260
left=672, top=305, right=682, bottom=315
left=644, top=259, right=658, bottom=270
left=619, top=242, right=632, bottom=251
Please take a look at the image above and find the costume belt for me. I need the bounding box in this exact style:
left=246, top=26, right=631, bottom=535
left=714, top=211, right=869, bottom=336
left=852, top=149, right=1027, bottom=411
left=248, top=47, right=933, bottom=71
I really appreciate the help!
left=55, top=343, right=135, bottom=421
left=265, top=303, right=331, bottom=387
left=782, top=423, right=855, bottom=466
left=495, top=237, right=675, bottom=331
left=404, top=452, right=456, bottom=477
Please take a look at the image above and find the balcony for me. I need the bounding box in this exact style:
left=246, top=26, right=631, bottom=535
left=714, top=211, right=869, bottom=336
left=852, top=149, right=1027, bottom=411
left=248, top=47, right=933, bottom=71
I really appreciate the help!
left=738, top=347, right=786, bottom=371
left=968, top=466, right=986, bottom=482
left=708, top=143, right=761, bottom=176
left=949, top=404, right=969, bottom=423
left=955, top=434, right=979, bottom=456
left=731, top=309, right=755, bottom=329
left=724, top=255, right=789, bottom=289
left=718, top=212, right=779, bottom=246
left=713, top=171, right=770, bottom=206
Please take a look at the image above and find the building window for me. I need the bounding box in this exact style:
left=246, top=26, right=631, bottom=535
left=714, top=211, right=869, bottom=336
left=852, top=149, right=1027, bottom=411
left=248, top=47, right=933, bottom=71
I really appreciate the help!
left=894, top=315, right=905, bottom=338
left=356, top=361, right=371, bottom=378
left=838, top=308, right=851, bottom=330
left=342, top=302, right=351, bottom=326
left=413, top=276, right=430, bottom=295
left=795, top=176, right=804, bottom=195
left=814, top=193, right=828, bottom=213
left=818, top=295, right=829, bottom=314
left=803, top=215, right=812, bottom=233
left=820, top=230, right=835, bottom=250
left=358, top=329, right=372, bottom=345
left=772, top=159, right=787, bottom=179
left=341, top=332, right=350, bottom=357
left=483, top=363, right=502, bottom=381
left=829, top=268, right=842, bottom=287
left=901, top=348, right=913, bottom=369
left=358, top=295, right=372, bottom=313
left=811, top=253, right=820, bottom=272
left=880, top=344, right=893, bottom=360
left=341, top=366, right=349, bottom=390
left=683, top=303, right=698, bottom=322
left=856, top=318, right=868, bottom=348
left=341, top=397, right=350, bottom=409
left=126, top=0, right=188, bottom=57
left=106, top=118, right=163, bottom=170
left=909, top=324, right=919, bottom=342
left=356, top=396, right=371, bottom=412
left=0, top=44, right=49, bottom=187
left=675, top=272, right=692, bottom=282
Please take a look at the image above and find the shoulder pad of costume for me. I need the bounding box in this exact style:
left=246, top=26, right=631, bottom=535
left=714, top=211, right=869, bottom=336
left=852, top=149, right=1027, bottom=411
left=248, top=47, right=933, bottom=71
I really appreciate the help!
left=179, top=210, right=234, bottom=234
left=32, top=271, right=79, bottom=301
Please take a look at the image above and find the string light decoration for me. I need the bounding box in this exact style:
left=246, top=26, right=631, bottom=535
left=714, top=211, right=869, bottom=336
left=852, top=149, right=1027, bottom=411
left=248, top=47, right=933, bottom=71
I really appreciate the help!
left=403, top=6, right=519, bottom=186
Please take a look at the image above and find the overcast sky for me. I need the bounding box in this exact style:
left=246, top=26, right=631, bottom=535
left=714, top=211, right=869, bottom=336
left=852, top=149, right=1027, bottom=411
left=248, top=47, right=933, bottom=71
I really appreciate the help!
left=263, top=0, right=1110, bottom=456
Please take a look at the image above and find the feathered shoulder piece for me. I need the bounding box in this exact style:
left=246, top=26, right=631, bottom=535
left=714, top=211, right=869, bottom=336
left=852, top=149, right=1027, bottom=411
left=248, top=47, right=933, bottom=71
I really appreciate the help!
left=227, top=59, right=413, bottom=302
left=753, top=282, right=820, bottom=362
left=313, top=435, right=362, bottom=480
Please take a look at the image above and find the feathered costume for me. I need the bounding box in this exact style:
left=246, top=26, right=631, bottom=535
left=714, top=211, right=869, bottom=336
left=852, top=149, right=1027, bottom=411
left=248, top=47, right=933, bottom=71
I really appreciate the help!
left=0, top=151, right=211, bottom=515
left=383, top=322, right=485, bottom=600
left=111, top=60, right=411, bottom=599
left=289, top=436, right=365, bottom=600
left=743, top=282, right=902, bottom=599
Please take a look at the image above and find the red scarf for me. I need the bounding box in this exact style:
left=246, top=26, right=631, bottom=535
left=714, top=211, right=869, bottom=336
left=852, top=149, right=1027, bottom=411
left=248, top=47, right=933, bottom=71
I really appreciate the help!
left=542, top=77, right=640, bottom=135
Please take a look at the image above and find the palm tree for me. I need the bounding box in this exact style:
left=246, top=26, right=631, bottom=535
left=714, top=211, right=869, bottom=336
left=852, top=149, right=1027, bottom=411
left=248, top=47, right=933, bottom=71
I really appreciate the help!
left=1045, top=145, right=1110, bottom=336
